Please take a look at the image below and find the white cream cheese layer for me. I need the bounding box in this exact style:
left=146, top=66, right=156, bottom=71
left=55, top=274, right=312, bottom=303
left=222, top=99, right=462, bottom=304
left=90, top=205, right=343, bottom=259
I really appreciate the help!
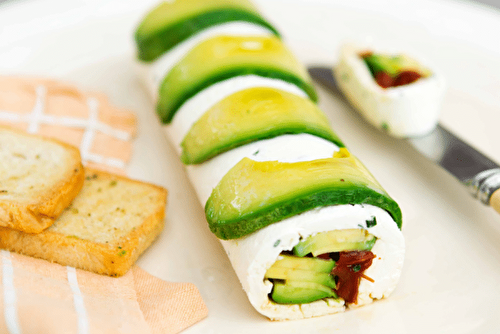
left=334, top=44, right=446, bottom=137
left=136, top=22, right=274, bottom=101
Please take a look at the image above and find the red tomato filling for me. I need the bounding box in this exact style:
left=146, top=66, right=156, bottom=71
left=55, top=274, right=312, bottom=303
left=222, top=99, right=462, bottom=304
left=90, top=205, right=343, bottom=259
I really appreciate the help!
left=331, top=250, right=376, bottom=304
left=375, top=70, right=422, bottom=88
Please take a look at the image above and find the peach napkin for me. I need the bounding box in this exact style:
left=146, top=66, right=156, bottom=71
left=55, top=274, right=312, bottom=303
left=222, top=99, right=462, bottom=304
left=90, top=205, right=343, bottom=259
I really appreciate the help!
left=0, top=77, right=208, bottom=333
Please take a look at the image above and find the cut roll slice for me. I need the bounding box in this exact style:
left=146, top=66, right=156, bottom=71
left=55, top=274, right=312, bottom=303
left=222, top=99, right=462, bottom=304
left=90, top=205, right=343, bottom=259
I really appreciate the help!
left=205, top=148, right=402, bottom=239
left=157, top=35, right=317, bottom=123
left=181, top=87, right=343, bottom=164
left=135, top=0, right=279, bottom=62
left=334, top=44, right=445, bottom=137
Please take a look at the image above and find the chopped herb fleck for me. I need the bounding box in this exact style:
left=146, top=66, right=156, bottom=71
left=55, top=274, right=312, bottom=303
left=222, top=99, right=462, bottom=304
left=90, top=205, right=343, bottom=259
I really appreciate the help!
left=366, top=217, right=377, bottom=228
left=352, top=264, right=361, bottom=272
left=381, top=123, right=389, bottom=132
left=71, top=208, right=79, bottom=214
left=273, top=239, right=281, bottom=247
left=253, top=150, right=260, bottom=156
left=118, top=250, right=127, bottom=257
left=118, top=246, right=122, bottom=249
left=109, top=180, right=117, bottom=187
left=13, top=153, right=26, bottom=159
left=92, top=174, right=98, bottom=179
left=0, top=190, right=7, bottom=193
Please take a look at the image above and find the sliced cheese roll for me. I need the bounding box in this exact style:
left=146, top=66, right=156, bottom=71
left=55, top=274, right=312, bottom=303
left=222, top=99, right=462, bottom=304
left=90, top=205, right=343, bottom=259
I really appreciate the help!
left=135, top=1, right=405, bottom=321
left=334, top=44, right=446, bottom=137
left=135, top=0, right=279, bottom=62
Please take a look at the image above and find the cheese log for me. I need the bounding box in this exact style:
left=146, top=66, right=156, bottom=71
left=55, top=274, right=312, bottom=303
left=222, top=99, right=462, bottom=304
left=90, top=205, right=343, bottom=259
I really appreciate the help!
left=135, top=3, right=405, bottom=321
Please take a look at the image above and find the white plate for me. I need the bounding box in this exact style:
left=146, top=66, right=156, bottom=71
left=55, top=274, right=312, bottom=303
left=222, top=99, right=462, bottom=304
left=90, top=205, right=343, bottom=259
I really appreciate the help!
left=1, top=0, right=500, bottom=332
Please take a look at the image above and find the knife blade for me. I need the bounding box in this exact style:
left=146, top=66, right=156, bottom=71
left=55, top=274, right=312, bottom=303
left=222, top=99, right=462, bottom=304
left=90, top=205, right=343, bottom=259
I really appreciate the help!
left=308, top=66, right=500, bottom=212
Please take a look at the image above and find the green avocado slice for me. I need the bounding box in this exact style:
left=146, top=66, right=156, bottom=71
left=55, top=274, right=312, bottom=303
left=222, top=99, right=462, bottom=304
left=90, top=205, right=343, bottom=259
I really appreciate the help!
left=265, top=267, right=336, bottom=289
left=271, top=281, right=337, bottom=304
left=362, top=53, right=430, bottom=78
left=180, top=87, right=343, bottom=164
left=157, top=35, right=317, bottom=123
left=135, top=0, right=280, bottom=62
left=205, top=148, right=402, bottom=240
left=293, top=229, right=376, bottom=257
left=270, top=254, right=335, bottom=273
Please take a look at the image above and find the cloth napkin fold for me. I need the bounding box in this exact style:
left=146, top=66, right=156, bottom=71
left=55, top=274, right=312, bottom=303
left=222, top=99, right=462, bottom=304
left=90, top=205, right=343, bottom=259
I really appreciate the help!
left=0, top=251, right=208, bottom=334
left=0, top=77, right=208, bottom=333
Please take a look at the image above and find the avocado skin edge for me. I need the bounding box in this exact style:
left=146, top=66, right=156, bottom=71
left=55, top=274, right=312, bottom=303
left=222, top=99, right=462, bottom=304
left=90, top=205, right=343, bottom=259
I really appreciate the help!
left=135, top=9, right=281, bottom=62
left=205, top=186, right=403, bottom=240
left=180, top=127, right=345, bottom=165
left=157, top=67, right=319, bottom=124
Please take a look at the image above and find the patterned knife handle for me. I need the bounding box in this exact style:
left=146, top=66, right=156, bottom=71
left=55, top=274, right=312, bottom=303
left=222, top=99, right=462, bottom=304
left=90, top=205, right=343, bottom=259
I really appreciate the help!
left=468, top=168, right=500, bottom=214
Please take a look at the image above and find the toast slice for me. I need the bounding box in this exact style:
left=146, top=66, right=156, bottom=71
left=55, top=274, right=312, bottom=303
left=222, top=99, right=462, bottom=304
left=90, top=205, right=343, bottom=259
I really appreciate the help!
left=0, top=126, right=85, bottom=233
left=0, top=169, right=167, bottom=277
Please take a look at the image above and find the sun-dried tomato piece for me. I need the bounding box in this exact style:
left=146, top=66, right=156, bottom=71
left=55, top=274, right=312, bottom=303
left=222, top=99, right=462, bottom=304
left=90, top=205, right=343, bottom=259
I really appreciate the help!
left=374, top=71, right=394, bottom=88
left=393, top=70, right=422, bottom=86
left=332, top=250, right=376, bottom=304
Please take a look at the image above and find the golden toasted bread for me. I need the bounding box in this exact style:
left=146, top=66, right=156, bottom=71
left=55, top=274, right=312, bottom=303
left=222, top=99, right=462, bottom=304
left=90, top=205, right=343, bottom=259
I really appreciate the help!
left=0, top=126, right=85, bottom=233
left=0, top=169, right=167, bottom=276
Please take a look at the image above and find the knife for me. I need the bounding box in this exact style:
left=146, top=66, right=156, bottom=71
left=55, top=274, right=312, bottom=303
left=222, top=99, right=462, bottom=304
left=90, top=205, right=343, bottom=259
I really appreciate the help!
left=308, top=66, right=500, bottom=214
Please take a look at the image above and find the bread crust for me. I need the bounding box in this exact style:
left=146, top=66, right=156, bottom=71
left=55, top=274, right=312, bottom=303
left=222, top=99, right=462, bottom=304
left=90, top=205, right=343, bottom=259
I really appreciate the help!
left=0, top=126, right=85, bottom=233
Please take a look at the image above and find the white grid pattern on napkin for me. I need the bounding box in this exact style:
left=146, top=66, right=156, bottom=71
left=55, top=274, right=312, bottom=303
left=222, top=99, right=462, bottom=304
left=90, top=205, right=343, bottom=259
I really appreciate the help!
left=0, top=84, right=132, bottom=170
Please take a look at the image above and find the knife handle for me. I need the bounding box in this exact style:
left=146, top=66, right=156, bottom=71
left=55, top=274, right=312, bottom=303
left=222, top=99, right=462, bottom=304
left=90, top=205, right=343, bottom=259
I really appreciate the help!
left=469, top=168, right=500, bottom=214
left=490, top=190, right=500, bottom=214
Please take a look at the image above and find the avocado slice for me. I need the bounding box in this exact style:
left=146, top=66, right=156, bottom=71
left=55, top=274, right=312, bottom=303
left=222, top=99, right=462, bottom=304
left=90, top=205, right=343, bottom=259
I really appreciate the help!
left=293, top=229, right=376, bottom=257
left=265, top=267, right=336, bottom=289
left=271, top=254, right=335, bottom=273
left=265, top=254, right=336, bottom=288
left=205, top=148, right=402, bottom=239
left=271, top=281, right=337, bottom=304
left=362, top=53, right=430, bottom=78
left=180, top=87, right=343, bottom=164
left=135, top=0, right=280, bottom=62
left=157, top=35, right=317, bottom=123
